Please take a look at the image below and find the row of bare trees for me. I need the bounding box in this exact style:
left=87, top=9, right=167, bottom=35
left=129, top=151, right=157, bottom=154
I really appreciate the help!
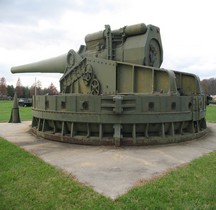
left=0, top=77, right=59, bottom=99
left=201, top=78, right=216, bottom=95
left=1, top=76, right=216, bottom=98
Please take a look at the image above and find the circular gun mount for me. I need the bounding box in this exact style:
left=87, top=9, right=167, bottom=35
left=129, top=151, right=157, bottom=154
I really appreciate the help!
left=31, top=93, right=207, bottom=146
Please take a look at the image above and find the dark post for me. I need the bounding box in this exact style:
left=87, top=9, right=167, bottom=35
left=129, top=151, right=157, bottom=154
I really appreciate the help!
left=8, top=92, right=21, bottom=123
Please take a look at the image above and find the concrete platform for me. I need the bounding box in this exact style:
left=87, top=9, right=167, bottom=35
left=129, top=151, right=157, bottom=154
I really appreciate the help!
left=0, top=121, right=216, bottom=199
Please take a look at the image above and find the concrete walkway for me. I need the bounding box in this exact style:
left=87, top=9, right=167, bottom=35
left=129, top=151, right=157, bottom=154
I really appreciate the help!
left=0, top=121, right=216, bottom=199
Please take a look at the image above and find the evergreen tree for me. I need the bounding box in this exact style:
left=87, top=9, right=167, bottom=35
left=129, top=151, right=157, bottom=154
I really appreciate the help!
left=23, top=86, right=30, bottom=98
left=7, top=85, right=15, bottom=97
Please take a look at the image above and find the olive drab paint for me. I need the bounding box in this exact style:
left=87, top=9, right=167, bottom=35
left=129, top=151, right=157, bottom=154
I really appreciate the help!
left=11, top=23, right=207, bottom=146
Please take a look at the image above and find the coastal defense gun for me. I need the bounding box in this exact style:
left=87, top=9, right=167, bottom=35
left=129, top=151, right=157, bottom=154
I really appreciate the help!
left=11, top=23, right=207, bottom=146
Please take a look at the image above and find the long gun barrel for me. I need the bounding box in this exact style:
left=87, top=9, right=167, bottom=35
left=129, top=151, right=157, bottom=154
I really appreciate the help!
left=11, top=23, right=163, bottom=75
left=11, top=53, right=68, bottom=74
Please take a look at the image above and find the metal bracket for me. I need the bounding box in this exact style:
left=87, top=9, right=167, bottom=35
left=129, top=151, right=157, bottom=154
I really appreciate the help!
left=113, top=95, right=123, bottom=114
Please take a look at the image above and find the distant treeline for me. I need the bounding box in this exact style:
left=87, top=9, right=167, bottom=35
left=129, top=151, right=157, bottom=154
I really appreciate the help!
left=1, top=76, right=215, bottom=98
left=201, top=78, right=216, bottom=95
left=0, top=77, right=59, bottom=99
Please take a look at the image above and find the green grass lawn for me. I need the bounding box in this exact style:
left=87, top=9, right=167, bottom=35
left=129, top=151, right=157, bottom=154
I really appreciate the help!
left=206, top=104, right=216, bottom=122
left=0, top=101, right=216, bottom=209
left=0, top=138, right=215, bottom=209
left=0, top=100, right=32, bottom=122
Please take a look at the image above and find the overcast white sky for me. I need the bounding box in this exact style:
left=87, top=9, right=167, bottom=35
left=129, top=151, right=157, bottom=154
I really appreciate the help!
left=0, top=0, right=216, bottom=90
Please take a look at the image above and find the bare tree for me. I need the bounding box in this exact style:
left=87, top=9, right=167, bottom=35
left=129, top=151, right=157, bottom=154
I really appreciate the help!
left=36, top=80, right=42, bottom=95
left=30, top=80, right=42, bottom=96
left=201, top=78, right=216, bottom=95
left=201, top=79, right=209, bottom=94
left=0, top=77, right=7, bottom=95
left=47, top=83, right=59, bottom=95
left=15, top=78, right=23, bottom=97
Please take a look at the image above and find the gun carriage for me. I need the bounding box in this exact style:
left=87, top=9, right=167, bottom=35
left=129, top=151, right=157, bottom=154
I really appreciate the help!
left=11, top=23, right=207, bottom=146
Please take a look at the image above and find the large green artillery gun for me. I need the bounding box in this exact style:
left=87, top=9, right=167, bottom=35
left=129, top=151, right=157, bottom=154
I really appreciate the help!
left=11, top=23, right=207, bottom=146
